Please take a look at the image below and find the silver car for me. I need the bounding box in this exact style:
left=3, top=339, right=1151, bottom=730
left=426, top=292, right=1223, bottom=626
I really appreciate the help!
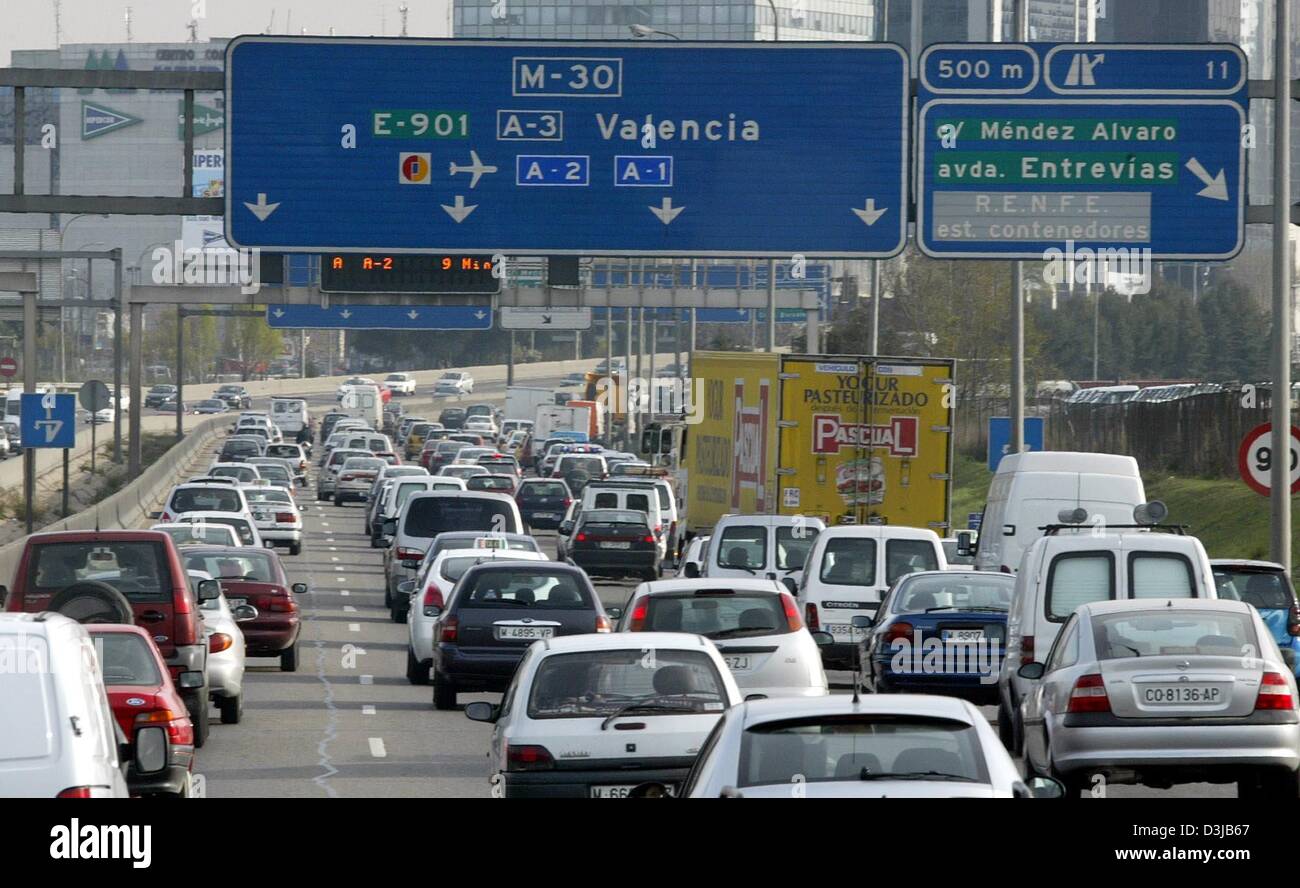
left=662, top=695, right=1057, bottom=798
left=1018, top=598, right=1300, bottom=797
left=317, top=448, right=371, bottom=499
left=191, top=570, right=254, bottom=725
left=616, top=578, right=828, bottom=698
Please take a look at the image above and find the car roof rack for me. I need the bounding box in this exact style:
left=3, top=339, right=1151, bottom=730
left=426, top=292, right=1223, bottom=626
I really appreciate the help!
left=1041, top=523, right=1187, bottom=536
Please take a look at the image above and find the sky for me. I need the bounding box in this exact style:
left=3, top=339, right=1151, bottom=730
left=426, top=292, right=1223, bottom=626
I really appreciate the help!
left=2, top=0, right=455, bottom=66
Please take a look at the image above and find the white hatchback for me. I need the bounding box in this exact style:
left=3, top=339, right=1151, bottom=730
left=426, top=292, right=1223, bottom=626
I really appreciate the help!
left=465, top=632, right=742, bottom=798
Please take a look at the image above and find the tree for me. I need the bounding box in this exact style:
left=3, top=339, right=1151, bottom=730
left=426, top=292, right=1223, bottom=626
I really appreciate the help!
left=223, top=312, right=283, bottom=379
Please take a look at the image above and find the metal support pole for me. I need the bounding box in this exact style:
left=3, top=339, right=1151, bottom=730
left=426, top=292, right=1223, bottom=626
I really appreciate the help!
left=1272, top=0, right=1292, bottom=572
left=23, top=286, right=36, bottom=534
left=649, top=316, right=657, bottom=389
left=62, top=449, right=69, bottom=517
left=13, top=87, right=24, bottom=197
left=299, top=329, right=306, bottom=378
left=766, top=257, right=777, bottom=352
left=807, top=307, right=820, bottom=353
left=689, top=308, right=697, bottom=354
left=624, top=309, right=634, bottom=450
left=112, top=251, right=123, bottom=463
left=128, top=301, right=143, bottom=477
left=870, top=259, right=882, bottom=354
left=508, top=330, right=515, bottom=385
left=175, top=306, right=184, bottom=442
left=1009, top=0, right=1028, bottom=455
left=1092, top=289, right=1100, bottom=380
left=636, top=307, right=645, bottom=423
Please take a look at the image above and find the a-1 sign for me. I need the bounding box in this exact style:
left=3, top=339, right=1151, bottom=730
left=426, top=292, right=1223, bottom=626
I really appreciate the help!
left=917, top=44, right=1247, bottom=259
left=225, top=38, right=909, bottom=257
left=20, top=393, right=76, bottom=449
left=1238, top=423, right=1300, bottom=497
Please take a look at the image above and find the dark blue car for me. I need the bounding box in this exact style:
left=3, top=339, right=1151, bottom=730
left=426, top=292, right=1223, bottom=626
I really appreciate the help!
left=859, top=570, right=1015, bottom=704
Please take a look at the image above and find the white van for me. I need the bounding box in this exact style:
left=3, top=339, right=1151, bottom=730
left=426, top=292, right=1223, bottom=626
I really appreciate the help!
left=996, top=520, right=1217, bottom=754
left=797, top=525, right=947, bottom=669
left=975, top=452, right=1146, bottom=574
left=0, top=612, right=128, bottom=798
left=339, top=384, right=384, bottom=429
left=270, top=397, right=309, bottom=435
left=705, top=514, right=826, bottom=587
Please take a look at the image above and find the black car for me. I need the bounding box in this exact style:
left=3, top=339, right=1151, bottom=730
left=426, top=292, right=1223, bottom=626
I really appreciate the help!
left=320, top=411, right=349, bottom=443
left=563, top=508, right=659, bottom=581
left=219, top=438, right=263, bottom=463
left=144, top=384, right=178, bottom=408
left=439, top=407, right=467, bottom=430
left=429, top=561, right=610, bottom=709
left=215, top=384, right=252, bottom=409
left=515, top=479, right=572, bottom=530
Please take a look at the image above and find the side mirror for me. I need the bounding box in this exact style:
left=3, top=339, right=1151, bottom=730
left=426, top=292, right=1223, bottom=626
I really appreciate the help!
left=382, top=519, right=397, bottom=535
left=398, top=580, right=416, bottom=595
left=232, top=604, right=259, bottom=622
left=810, top=630, right=834, bottom=647
left=850, top=614, right=874, bottom=630
left=1025, top=776, right=1065, bottom=799
left=264, top=540, right=275, bottom=549
left=781, top=577, right=798, bottom=595
left=133, top=725, right=169, bottom=775
left=148, top=511, right=161, bottom=520
left=464, top=701, right=499, bottom=723
left=1018, top=662, right=1046, bottom=681
left=292, top=582, right=308, bottom=594
left=196, top=578, right=221, bottom=602
left=377, top=537, right=392, bottom=548
left=683, top=562, right=700, bottom=578
left=606, top=606, right=622, bottom=621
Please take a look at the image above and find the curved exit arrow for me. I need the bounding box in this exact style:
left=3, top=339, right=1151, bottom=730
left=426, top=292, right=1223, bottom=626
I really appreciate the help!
left=1185, top=158, right=1229, bottom=201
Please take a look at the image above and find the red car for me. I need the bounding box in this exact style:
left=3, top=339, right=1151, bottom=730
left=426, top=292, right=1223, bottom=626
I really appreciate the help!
left=86, top=624, right=196, bottom=797
left=2, top=529, right=215, bottom=747
left=179, top=546, right=305, bottom=671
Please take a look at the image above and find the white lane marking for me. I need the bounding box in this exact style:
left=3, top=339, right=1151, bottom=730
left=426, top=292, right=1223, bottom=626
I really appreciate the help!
left=330, top=547, right=338, bottom=552
left=360, top=674, right=373, bottom=685
left=321, top=522, right=330, bottom=527
left=334, top=565, right=344, bottom=571
left=362, top=705, right=376, bottom=716
left=343, top=605, right=356, bottom=613
left=348, top=623, right=360, bottom=632
left=340, top=590, right=350, bottom=596
left=368, top=737, right=387, bottom=758
left=331, top=557, right=339, bottom=562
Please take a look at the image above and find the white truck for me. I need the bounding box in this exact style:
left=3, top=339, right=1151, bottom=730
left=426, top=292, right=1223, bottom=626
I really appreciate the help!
left=338, top=384, right=383, bottom=429
left=270, top=397, right=309, bottom=435
left=532, top=403, right=593, bottom=460
left=505, top=386, right=554, bottom=425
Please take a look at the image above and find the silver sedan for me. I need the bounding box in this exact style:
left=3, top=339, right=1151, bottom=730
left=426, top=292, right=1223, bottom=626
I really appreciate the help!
left=1018, top=598, right=1300, bottom=797
left=191, top=570, right=255, bottom=726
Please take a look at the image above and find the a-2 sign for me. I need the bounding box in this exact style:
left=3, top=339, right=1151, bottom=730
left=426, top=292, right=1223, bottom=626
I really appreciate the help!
left=20, top=393, right=76, bottom=449
left=1237, top=423, right=1300, bottom=496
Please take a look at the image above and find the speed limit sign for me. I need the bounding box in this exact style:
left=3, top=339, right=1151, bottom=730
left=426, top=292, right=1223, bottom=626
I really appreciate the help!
left=1237, top=423, right=1300, bottom=496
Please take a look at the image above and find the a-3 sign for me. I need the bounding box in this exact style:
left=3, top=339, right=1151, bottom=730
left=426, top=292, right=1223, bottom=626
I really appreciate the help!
left=1238, top=423, right=1300, bottom=497
left=917, top=44, right=1247, bottom=259
left=225, top=38, right=909, bottom=257
left=20, top=393, right=76, bottom=449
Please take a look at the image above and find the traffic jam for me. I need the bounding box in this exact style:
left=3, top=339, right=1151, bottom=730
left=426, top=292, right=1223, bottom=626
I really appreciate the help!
left=4, top=356, right=1296, bottom=804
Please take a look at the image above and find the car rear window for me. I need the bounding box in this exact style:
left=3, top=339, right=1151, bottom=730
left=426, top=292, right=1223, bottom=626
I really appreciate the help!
left=159, top=524, right=239, bottom=547
left=343, top=458, right=385, bottom=471
left=776, top=527, right=818, bottom=571
left=526, top=649, right=728, bottom=719
left=404, top=497, right=518, bottom=538
left=459, top=569, right=590, bottom=608
left=737, top=715, right=988, bottom=788
left=223, top=441, right=259, bottom=456
left=170, top=487, right=241, bottom=514
left=638, top=592, right=789, bottom=637
left=1215, top=569, right=1295, bottom=609
left=28, top=541, right=171, bottom=602
left=212, top=466, right=256, bottom=482
left=885, top=540, right=940, bottom=584
left=267, top=445, right=301, bottom=459
left=95, top=633, right=163, bottom=686
left=1091, top=610, right=1257, bottom=660
left=255, top=464, right=291, bottom=481
left=718, top=525, right=766, bottom=571
left=892, top=575, right=1015, bottom=614
left=183, top=550, right=278, bottom=584
left=1129, top=553, right=1195, bottom=599
left=818, top=538, right=877, bottom=585
left=522, top=482, right=567, bottom=497
left=468, top=476, right=513, bottom=490
left=180, top=516, right=255, bottom=546
left=559, top=457, right=604, bottom=475
left=245, top=490, right=293, bottom=507
left=1047, top=552, right=1115, bottom=621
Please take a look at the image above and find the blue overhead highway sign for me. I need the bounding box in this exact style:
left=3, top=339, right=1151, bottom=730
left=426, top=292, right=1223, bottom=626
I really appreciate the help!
left=225, top=38, right=909, bottom=258
left=20, top=393, right=76, bottom=449
left=917, top=43, right=1247, bottom=260
left=265, top=304, right=492, bottom=330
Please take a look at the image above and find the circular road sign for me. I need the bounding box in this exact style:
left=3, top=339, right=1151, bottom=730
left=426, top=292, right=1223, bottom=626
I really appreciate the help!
left=0, top=357, right=16, bottom=378
left=1237, top=423, right=1300, bottom=497
left=79, top=378, right=112, bottom=412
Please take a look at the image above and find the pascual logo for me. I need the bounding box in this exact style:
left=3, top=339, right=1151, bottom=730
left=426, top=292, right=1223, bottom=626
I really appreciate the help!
left=1042, top=238, right=1153, bottom=296
left=150, top=240, right=262, bottom=295
left=399, top=152, right=432, bottom=184
left=50, top=819, right=152, bottom=869
left=732, top=379, right=770, bottom=511
left=812, top=414, right=918, bottom=457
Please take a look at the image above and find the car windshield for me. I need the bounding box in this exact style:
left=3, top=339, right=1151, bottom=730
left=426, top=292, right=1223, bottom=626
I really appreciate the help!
left=1091, top=610, right=1258, bottom=660
left=891, top=575, right=1015, bottom=614
left=386, top=374, right=404, bottom=382
left=199, top=400, right=223, bottom=409
left=526, top=649, right=728, bottom=719
left=459, top=569, right=589, bottom=607
left=405, top=497, right=516, bottom=538
left=94, top=633, right=163, bottom=686
left=28, top=540, right=169, bottom=602
left=1213, top=568, right=1296, bottom=610
left=184, top=550, right=278, bottom=584
left=637, top=592, right=789, bottom=638
left=224, top=441, right=260, bottom=456
left=170, top=487, right=241, bottom=513
left=737, top=716, right=989, bottom=788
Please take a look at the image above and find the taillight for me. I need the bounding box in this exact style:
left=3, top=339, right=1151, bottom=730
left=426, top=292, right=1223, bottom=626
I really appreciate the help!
left=575, top=532, right=587, bottom=542
left=595, top=614, right=611, bottom=633
left=1067, top=674, right=1111, bottom=713
left=276, top=512, right=296, bottom=523
left=396, top=548, right=424, bottom=562
left=506, top=744, right=554, bottom=772
left=1256, top=672, right=1296, bottom=710
left=209, top=632, right=233, bottom=653
left=440, top=615, right=459, bottom=642
left=1022, top=635, right=1035, bottom=664
left=136, top=708, right=194, bottom=746
left=266, top=595, right=296, bottom=613
left=422, top=585, right=444, bottom=616
left=562, top=497, right=572, bottom=508
left=780, top=593, right=802, bottom=631
left=629, top=600, right=648, bottom=631
left=56, top=786, right=94, bottom=798
left=340, top=474, right=355, bottom=482
left=884, top=621, right=913, bottom=644
left=642, top=535, right=655, bottom=544
left=805, top=603, right=820, bottom=631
